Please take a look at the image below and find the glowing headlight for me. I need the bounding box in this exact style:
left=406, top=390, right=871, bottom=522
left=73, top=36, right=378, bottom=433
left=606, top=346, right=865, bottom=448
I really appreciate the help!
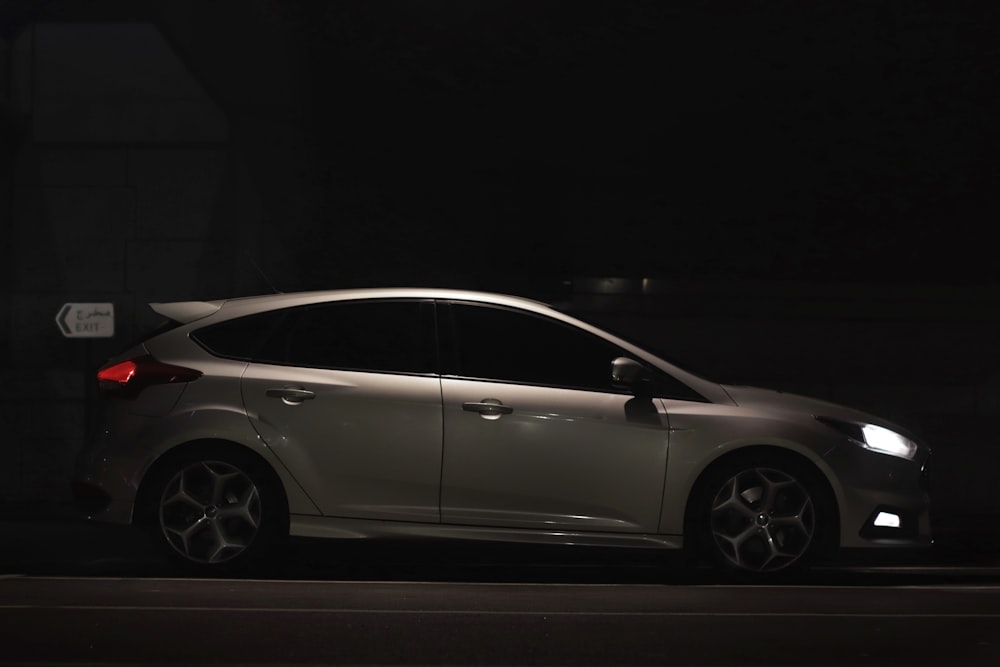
left=817, top=417, right=919, bottom=460
left=860, top=424, right=918, bottom=459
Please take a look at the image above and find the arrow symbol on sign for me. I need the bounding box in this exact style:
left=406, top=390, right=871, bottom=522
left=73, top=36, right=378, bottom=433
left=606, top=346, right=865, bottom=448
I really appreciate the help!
left=57, top=304, right=73, bottom=335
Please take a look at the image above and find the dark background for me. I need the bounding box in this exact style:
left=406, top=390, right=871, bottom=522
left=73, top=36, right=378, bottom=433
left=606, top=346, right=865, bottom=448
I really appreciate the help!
left=1, top=1, right=998, bottom=547
left=288, top=0, right=999, bottom=288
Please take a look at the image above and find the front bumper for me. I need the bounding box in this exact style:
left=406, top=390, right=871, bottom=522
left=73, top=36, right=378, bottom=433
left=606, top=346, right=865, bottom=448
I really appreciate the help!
left=826, top=443, right=932, bottom=549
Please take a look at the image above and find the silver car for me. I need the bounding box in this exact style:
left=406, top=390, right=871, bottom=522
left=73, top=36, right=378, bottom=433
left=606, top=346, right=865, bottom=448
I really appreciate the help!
left=74, top=288, right=931, bottom=576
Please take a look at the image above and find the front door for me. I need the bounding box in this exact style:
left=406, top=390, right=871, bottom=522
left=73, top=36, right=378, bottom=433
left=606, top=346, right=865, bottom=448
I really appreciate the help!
left=438, top=302, right=670, bottom=533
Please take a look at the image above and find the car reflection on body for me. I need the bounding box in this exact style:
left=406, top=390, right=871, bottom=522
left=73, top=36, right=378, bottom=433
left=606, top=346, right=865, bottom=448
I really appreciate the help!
left=74, top=288, right=931, bottom=577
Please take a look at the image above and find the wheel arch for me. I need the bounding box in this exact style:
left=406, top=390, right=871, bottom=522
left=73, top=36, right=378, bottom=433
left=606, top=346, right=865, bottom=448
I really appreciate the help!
left=133, top=438, right=290, bottom=527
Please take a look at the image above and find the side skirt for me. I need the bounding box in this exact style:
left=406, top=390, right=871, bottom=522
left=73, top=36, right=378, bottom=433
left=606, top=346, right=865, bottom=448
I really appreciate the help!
left=289, top=514, right=684, bottom=550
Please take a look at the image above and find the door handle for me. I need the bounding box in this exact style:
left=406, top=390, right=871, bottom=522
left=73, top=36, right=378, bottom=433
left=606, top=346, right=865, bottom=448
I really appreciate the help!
left=266, top=387, right=316, bottom=404
left=462, top=399, right=513, bottom=420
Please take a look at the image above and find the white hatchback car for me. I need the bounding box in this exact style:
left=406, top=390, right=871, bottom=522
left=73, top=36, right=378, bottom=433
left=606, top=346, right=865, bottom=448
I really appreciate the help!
left=75, top=288, right=931, bottom=576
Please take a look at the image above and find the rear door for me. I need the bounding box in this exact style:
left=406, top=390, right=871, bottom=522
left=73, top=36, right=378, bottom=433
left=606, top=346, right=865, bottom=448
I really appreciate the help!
left=234, top=299, right=443, bottom=522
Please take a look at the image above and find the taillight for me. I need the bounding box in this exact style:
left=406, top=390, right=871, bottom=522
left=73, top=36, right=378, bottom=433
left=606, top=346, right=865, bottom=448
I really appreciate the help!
left=97, top=355, right=202, bottom=399
left=98, top=360, right=138, bottom=385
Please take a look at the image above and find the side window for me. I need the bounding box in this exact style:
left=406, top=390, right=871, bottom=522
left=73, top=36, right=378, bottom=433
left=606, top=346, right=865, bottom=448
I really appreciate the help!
left=446, top=303, right=622, bottom=392
left=195, top=300, right=436, bottom=375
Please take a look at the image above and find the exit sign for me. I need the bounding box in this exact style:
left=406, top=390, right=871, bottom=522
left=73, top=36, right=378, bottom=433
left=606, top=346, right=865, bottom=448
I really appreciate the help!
left=56, top=303, right=115, bottom=338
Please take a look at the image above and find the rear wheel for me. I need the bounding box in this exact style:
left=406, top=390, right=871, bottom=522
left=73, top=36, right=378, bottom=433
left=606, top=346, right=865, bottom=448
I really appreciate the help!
left=141, top=446, right=288, bottom=573
left=693, top=454, right=833, bottom=577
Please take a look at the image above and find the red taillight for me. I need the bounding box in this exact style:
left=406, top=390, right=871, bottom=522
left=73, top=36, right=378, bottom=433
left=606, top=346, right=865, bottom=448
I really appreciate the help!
left=97, top=355, right=202, bottom=399
left=97, top=360, right=138, bottom=386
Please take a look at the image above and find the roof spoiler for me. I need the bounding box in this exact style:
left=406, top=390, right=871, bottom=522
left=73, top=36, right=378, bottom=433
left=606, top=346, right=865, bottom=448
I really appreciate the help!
left=149, top=300, right=225, bottom=324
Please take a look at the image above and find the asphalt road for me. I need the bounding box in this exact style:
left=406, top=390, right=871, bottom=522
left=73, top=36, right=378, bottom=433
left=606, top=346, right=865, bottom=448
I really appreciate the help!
left=2, top=576, right=1000, bottom=666
left=3, top=517, right=1000, bottom=665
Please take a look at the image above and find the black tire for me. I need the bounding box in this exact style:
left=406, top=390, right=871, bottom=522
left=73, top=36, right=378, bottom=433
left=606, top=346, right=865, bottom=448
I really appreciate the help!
left=139, top=444, right=289, bottom=575
left=691, top=452, right=835, bottom=578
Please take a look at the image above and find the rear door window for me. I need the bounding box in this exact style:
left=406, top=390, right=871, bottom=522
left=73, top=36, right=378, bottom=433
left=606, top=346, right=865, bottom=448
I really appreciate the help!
left=194, top=299, right=437, bottom=375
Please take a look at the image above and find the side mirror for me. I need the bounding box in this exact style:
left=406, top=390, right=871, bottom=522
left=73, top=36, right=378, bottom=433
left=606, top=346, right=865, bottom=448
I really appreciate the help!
left=610, top=357, right=652, bottom=392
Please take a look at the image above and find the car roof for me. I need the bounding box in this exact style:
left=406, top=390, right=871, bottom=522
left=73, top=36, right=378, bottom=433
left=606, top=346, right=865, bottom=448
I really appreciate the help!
left=150, top=288, right=555, bottom=324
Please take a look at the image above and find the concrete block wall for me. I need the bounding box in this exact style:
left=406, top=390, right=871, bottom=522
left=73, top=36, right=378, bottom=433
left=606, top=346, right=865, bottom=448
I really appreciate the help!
left=30, top=23, right=226, bottom=143
left=1, top=19, right=996, bottom=531
left=1, top=22, right=234, bottom=514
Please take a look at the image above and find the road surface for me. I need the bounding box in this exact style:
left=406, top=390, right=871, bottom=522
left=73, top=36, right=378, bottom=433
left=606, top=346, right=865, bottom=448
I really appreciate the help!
left=2, top=576, right=999, bottom=665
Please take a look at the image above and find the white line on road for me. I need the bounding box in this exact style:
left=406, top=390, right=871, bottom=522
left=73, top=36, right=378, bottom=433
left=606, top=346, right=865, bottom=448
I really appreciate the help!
left=2, top=605, right=1000, bottom=617
left=7, top=576, right=1000, bottom=590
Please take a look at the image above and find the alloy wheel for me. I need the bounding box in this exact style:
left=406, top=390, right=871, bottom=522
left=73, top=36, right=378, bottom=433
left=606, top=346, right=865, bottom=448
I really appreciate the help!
left=159, top=460, right=263, bottom=564
left=709, top=467, right=816, bottom=573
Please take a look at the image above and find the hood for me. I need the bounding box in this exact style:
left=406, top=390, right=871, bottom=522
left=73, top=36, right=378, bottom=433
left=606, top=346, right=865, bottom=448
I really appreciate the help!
left=721, top=384, right=917, bottom=439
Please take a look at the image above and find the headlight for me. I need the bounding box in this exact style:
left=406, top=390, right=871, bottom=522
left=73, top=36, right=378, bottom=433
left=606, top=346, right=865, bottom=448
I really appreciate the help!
left=816, top=417, right=918, bottom=460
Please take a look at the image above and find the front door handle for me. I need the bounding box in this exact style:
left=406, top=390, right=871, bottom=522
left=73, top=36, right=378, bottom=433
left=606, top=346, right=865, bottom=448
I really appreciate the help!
left=462, top=399, right=513, bottom=420
left=266, top=387, right=316, bottom=405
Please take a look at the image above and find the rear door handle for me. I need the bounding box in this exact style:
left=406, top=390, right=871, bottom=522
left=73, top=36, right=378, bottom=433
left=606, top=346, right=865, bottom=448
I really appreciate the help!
left=462, top=399, right=513, bottom=420
left=266, top=387, right=316, bottom=404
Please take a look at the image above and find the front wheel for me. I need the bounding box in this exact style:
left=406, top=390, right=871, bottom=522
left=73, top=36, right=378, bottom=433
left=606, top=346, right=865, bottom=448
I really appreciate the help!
left=141, top=446, right=288, bottom=573
left=693, top=455, right=834, bottom=576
